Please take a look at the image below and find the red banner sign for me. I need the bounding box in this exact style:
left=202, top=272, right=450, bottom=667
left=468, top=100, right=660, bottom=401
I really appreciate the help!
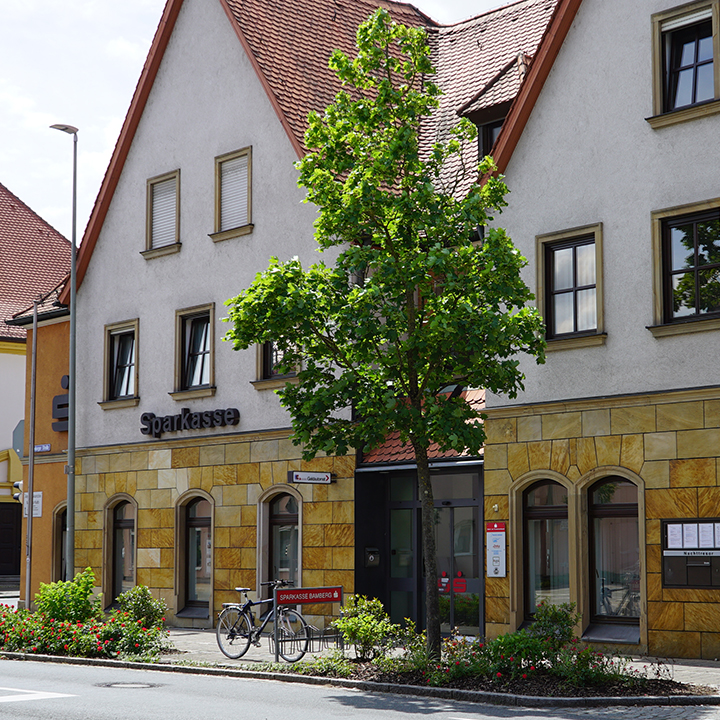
left=275, top=586, right=343, bottom=605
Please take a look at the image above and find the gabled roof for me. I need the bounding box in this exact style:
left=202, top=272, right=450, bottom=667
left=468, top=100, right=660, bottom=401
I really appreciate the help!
left=425, top=0, right=558, bottom=195
left=7, top=276, right=70, bottom=327
left=360, top=389, right=485, bottom=465
left=62, top=0, right=561, bottom=304
left=489, top=0, right=583, bottom=176
left=0, top=183, right=70, bottom=342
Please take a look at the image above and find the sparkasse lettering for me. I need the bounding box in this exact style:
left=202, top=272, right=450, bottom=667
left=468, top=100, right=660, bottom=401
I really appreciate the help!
left=140, top=407, right=240, bottom=439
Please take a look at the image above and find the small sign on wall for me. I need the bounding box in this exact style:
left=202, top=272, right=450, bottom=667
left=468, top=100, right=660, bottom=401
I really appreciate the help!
left=288, top=471, right=333, bottom=484
left=22, top=492, right=43, bottom=518
left=486, top=521, right=506, bottom=578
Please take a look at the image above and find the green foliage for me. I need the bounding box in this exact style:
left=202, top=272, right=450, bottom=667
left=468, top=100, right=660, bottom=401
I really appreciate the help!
left=294, top=650, right=354, bottom=678
left=333, top=595, right=402, bottom=660
left=35, top=567, right=101, bottom=623
left=116, top=584, right=168, bottom=629
left=526, top=600, right=580, bottom=650
left=224, top=8, right=544, bottom=656
left=224, top=8, right=545, bottom=463
left=1, top=582, right=170, bottom=660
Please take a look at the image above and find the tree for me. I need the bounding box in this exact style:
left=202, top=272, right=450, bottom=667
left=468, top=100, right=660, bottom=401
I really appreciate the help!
left=224, top=9, right=545, bottom=657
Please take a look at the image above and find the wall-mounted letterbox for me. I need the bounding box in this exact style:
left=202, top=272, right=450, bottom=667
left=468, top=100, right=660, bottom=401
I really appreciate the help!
left=364, top=547, right=380, bottom=568
left=662, top=519, right=720, bottom=588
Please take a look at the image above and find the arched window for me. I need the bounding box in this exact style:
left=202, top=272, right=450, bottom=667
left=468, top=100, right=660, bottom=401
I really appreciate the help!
left=53, top=505, right=67, bottom=582
left=589, top=478, right=639, bottom=622
left=112, top=501, right=135, bottom=599
left=269, top=493, right=298, bottom=584
left=523, top=480, right=569, bottom=619
left=186, top=498, right=212, bottom=609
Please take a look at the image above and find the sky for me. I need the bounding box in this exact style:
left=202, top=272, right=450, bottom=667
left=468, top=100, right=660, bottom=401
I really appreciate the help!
left=0, top=0, right=509, bottom=243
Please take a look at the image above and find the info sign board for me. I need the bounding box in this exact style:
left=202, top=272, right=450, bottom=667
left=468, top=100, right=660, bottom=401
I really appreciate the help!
left=486, top=521, right=506, bottom=578
left=275, top=585, right=343, bottom=606
left=288, top=471, right=333, bottom=485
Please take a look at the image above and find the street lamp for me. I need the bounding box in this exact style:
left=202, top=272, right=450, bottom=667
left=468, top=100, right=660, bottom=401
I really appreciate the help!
left=50, top=123, right=78, bottom=582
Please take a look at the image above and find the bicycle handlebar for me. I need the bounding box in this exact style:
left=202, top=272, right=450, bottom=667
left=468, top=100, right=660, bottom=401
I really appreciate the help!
left=260, top=579, right=294, bottom=587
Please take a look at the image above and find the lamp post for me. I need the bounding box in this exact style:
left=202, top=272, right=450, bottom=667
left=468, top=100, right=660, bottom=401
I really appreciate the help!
left=51, top=123, right=78, bottom=582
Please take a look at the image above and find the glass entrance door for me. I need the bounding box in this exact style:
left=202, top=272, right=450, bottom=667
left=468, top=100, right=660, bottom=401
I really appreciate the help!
left=435, top=506, right=481, bottom=635
left=387, top=470, right=482, bottom=635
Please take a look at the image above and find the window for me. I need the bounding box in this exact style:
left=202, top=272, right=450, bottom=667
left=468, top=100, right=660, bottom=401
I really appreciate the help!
left=173, top=304, right=215, bottom=398
left=112, top=501, right=135, bottom=600
left=269, top=494, right=299, bottom=584
left=536, top=224, right=605, bottom=349
left=650, top=2, right=720, bottom=127
left=186, top=497, right=212, bottom=611
left=480, top=119, right=504, bottom=159
left=101, top=320, right=139, bottom=407
left=650, top=198, right=720, bottom=335
left=144, top=170, right=180, bottom=257
left=588, top=479, right=639, bottom=623
left=523, top=481, right=569, bottom=620
left=252, top=341, right=297, bottom=389
left=211, top=148, right=252, bottom=242
left=52, top=505, right=67, bottom=582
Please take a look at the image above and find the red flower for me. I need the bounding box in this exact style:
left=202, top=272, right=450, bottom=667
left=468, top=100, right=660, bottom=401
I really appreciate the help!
left=522, top=674, right=527, bottom=679
left=64, top=644, right=69, bottom=650
left=496, top=672, right=502, bottom=678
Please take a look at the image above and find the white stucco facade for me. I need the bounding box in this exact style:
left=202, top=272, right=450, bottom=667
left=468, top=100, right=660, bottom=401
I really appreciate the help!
left=487, top=0, right=720, bottom=409
left=76, top=0, right=322, bottom=449
left=0, top=348, right=25, bottom=452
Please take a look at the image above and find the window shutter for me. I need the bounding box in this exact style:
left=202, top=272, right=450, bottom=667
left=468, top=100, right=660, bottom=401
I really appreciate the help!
left=151, top=177, right=177, bottom=248
left=661, top=8, right=712, bottom=32
left=220, top=154, right=249, bottom=231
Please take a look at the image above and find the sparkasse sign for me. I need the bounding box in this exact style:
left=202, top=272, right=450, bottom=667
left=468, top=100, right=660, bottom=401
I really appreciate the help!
left=140, top=407, right=240, bottom=439
left=275, top=586, right=343, bottom=606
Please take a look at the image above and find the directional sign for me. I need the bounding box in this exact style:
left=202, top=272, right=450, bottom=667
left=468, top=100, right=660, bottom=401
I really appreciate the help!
left=275, top=586, right=343, bottom=606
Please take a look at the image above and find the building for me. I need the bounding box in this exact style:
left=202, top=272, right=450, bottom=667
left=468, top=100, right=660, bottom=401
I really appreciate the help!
left=481, top=0, right=720, bottom=658
left=63, top=0, right=558, bottom=629
left=0, top=182, right=70, bottom=590
left=6, top=282, right=71, bottom=602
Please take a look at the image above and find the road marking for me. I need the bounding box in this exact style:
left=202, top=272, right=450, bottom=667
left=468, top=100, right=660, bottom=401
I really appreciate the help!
left=0, top=686, right=75, bottom=703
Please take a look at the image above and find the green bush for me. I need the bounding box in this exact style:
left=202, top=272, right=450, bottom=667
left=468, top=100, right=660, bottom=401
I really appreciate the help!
left=0, top=580, right=170, bottom=661
left=35, top=567, right=101, bottom=623
left=116, top=585, right=167, bottom=629
left=526, top=600, right=579, bottom=651
left=333, top=595, right=402, bottom=660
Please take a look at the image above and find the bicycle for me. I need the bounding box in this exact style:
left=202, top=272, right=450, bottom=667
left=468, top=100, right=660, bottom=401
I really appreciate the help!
left=216, top=580, right=310, bottom=662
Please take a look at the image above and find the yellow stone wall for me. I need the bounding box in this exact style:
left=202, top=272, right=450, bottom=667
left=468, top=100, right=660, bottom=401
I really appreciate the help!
left=484, top=387, right=720, bottom=659
left=75, top=429, right=355, bottom=628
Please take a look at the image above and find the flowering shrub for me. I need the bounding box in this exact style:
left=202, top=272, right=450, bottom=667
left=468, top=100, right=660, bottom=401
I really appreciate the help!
left=0, top=572, right=170, bottom=661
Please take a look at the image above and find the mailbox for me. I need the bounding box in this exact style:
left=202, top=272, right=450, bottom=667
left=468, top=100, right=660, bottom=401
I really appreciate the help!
left=364, top=547, right=380, bottom=568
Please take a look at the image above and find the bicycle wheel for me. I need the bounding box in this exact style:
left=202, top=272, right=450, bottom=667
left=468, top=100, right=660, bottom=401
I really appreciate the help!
left=276, top=608, right=309, bottom=663
left=216, top=607, right=252, bottom=659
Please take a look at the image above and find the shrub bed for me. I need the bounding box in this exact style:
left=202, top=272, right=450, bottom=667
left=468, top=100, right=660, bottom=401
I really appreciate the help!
left=0, top=569, right=170, bottom=661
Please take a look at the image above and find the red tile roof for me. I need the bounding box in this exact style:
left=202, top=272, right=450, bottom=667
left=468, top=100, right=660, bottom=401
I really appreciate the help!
left=65, top=0, right=560, bottom=303
left=427, top=0, right=558, bottom=196
left=0, top=183, right=71, bottom=341
left=223, top=0, right=435, bottom=156
left=361, top=388, right=485, bottom=464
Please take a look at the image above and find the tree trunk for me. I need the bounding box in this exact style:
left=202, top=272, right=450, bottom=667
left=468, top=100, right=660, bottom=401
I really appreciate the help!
left=414, top=441, right=441, bottom=660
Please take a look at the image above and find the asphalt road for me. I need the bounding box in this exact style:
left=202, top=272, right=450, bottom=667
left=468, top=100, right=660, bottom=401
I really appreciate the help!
left=2, top=660, right=720, bottom=720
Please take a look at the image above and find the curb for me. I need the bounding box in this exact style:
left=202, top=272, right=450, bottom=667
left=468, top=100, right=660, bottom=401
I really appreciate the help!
left=2, top=651, right=720, bottom=708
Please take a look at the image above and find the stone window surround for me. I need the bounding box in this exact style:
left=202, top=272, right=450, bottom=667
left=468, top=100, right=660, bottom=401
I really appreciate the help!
left=174, top=489, right=215, bottom=618
left=143, top=169, right=181, bottom=259
left=649, top=196, right=720, bottom=337
left=101, top=493, right=138, bottom=609
left=100, top=318, right=140, bottom=409
left=52, top=501, right=67, bottom=583
left=507, top=467, right=646, bottom=644
left=648, top=0, right=720, bottom=129
left=256, top=484, right=303, bottom=597
left=210, top=146, right=254, bottom=243
left=535, top=222, right=606, bottom=351
left=171, top=303, right=216, bottom=400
